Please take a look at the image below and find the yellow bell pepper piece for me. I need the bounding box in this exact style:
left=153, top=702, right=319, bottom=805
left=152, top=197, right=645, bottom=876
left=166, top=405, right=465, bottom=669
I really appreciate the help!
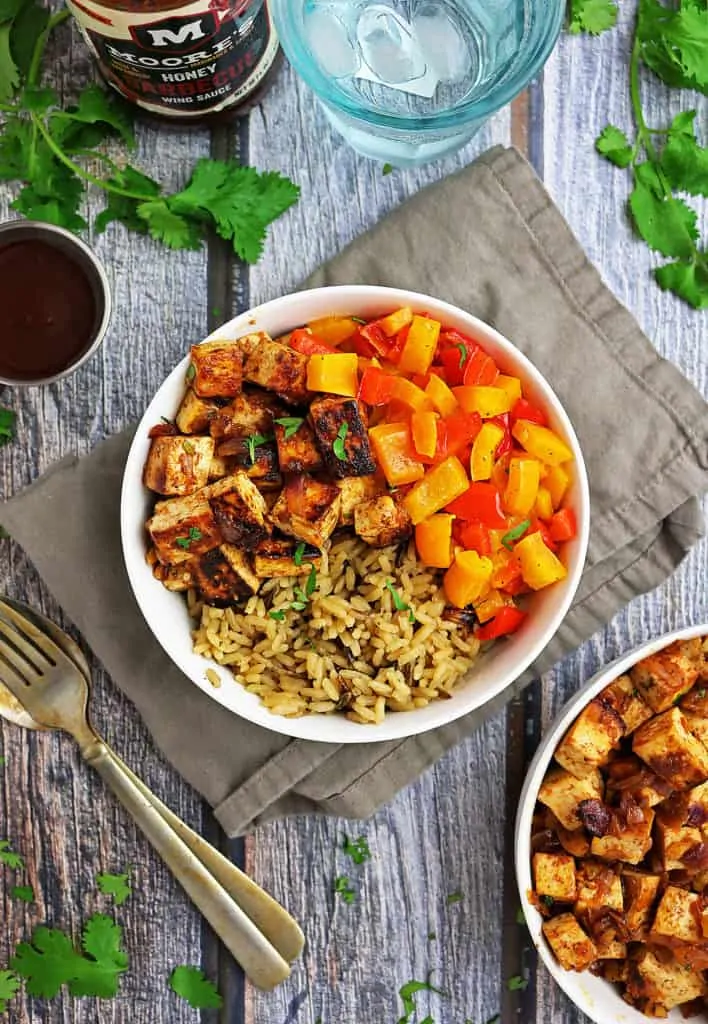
left=470, top=421, right=505, bottom=481
left=306, top=353, right=359, bottom=396
left=390, top=376, right=434, bottom=412
left=369, top=422, right=425, bottom=487
left=415, top=514, right=454, bottom=568
left=403, top=455, right=469, bottom=525
left=397, top=315, right=441, bottom=375
left=534, top=485, right=554, bottom=521
left=425, top=374, right=459, bottom=417
left=516, top=531, right=567, bottom=590
left=307, top=316, right=359, bottom=346
left=443, top=550, right=494, bottom=608
left=377, top=306, right=414, bottom=337
left=474, top=589, right=510, bottom=623
left=504, top=457, right=540, bottom=516
left=545, top=464, right=570, bottom=509
left=411, top=410, right=439, bottom=459
left=454, top=385, right=514, bottom=418
left=512, top=419, right=573, bottom=466
left=495, top=374, right=522, bottom=406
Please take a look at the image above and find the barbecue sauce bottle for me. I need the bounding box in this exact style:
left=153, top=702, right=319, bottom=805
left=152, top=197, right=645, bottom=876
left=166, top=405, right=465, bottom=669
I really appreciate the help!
left=66, top=0, right=280, bottom=121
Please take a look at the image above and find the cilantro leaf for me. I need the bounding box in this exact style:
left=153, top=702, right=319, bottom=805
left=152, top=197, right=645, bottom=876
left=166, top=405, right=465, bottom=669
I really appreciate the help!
left=137, top=199, right=204, bottom=251
left=274, top=415, right=304, bottom=439
left=21, top=85, right=57, bottom=113
left=655, top=256, right=708, bottom=309
left=0, top=407, right=16, bottom=445
left=334, top=876, right=356, bottom=903
left=0, top=970, right=20, bottom=1013
left=342, top=835, right=371, bottom=864
left=595, top=124, right=634, bottom=167
left=268, top=609, right=285, bottom=621
left=0, top=839, right=24, bottom=870
left=637, top=0, right=708, bottom=93
left=507, top=974, right=528, bottom=991
left=332, top=422, right=348, bottom=461
left=96, top=870, right=132, bottom=906
left=568, top=0, right=618, bottom=35
left=58, top=84, right=134, bottom=148
left=0, top=23, right=20, bottom=102
left=446, top=890, right=464, bottom=904
left=0, top=0, right=26, bottom=21
left=11, top=884, right=34, bottom=902
left=293, top=541, right=306, bottom=567
left=95, top=167, right=161, bottom=235
left=397, top=977, right=446, bottom=1024
left=660, top=111, right=708, bottom=198
left=9, top=0, right=48, bottom=79
left=169, top=965, right=223, bottom=1009
left=11, top=927, right=82, bottom=998
left=382, top=162, right=393, bottom=175
left=629, top=161, right=698, bottom=257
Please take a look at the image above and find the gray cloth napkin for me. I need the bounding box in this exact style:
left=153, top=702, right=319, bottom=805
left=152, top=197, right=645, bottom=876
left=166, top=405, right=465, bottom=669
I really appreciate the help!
left=3, top=146, right=708, bottom=836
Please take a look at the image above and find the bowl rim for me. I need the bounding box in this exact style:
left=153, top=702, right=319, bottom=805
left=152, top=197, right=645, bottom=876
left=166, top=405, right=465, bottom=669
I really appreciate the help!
left=514, top=621, right=708, bottom=1024
left=120, top=284, right=590, bottom=744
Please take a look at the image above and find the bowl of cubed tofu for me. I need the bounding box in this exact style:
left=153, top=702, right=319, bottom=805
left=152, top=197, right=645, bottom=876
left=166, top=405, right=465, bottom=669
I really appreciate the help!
left=121, top=284, right=588, bottom=743
left=515, top=623, right=708, bottom=1023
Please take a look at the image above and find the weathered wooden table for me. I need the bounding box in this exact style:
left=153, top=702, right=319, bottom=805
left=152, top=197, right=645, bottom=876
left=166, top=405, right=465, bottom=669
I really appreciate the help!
left=1, top=7, right=706, bottom=1023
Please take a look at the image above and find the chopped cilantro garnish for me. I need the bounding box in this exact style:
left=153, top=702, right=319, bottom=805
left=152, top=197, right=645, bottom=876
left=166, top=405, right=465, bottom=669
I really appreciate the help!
left=334, top=876, right=356, bottom=903
left=342, top=835, right=371, bottom=864
left=274, top=416, right=304, bottom=439
left=541, top=894, right=555, bottom=908
left=293, top=542, right=306, bottom=567
left=332, top=422, right=349, bottom=461
left=268, top=609, right=286, bottom=621
left=305, top=562, right=318, bottom=598
left=501, top=519, right=531, bottom=551
left=455, top=342, right=468, bottom=369
left=185, top=364, right=196, bottom=383
left=175, top=526, right=202, bottom=551
left=384, top=580, right=416, bottom=623
left=507, top=974, right=528, bottom=991
left=246, top=432, right=272, bottom=464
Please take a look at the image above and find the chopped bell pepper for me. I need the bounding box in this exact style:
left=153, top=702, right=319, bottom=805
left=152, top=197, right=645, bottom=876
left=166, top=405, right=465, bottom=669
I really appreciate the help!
left=390, top=376, right=434, bottom=413
left=491, top=550, right=523, bottom=590
left=403, top=455, right=469, bottom=525
left=358, top=366, right=396, bottom=406
left=289, top=328, right=338, bottom=356
left=462, top=348, right=499, bottom=386
left=474, top=589, right=511, bottom=624
left=369, top=422, right=425, bottom=487
left=491, top=413, right=512, bottom=459
left=306, top=352, right=359, bottom=396
left=495, top=375, right=522, bottom=406
left=515, top=531, right=567, bottom=590
left=398, top=315, right=441, bottom=375
left=425, top=374, right=458, bottom=417
left=457, top=520, right=491, bottom=555
left=533, top=485, right=554, bottom=521
left=306, top=316, right=360, bottom=346
left=377, top=306, right=414, bottom=337
left=437, top=329, right=478, bottom=385
left=356, top=322, right=390, bottom=358
left=512, top=420, right=573, bottom=466
left=511, top=397, right=547, bottom=426
left=504, top=457, right=541, bottom=517
left=415, top=513, right=454, bottom=568
left=454, top=385, right=514, bottom=419
left=443, top=550, right=494, bottom=608
left=548, top=507, right=577, bottom=543
left=428, top=409, right=483, bottom=464
left=475, top=605, right=526, bottom=640
left=527, top=517, right=558, bottom=552
left=446, top=481, right=507, bottom=528
left=545, top=464, right=570, bottom=509
left=411, top=410, right=439, bottom=459
left=470, top=421, right=505, bottom=480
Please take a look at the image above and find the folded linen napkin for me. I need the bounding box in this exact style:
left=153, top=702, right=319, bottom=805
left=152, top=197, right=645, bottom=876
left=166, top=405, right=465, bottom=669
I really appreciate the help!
left=3, top=146, right=707, bottom=837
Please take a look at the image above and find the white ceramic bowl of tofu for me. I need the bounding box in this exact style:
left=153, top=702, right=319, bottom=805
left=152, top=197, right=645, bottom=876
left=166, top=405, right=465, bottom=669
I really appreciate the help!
left=515, top=622, right=708, bottom=1024
left=121, top=284, right=589, bottom=744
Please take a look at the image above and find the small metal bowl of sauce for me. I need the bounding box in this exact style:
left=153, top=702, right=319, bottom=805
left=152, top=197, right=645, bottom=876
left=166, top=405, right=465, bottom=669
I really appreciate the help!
left=0, top=220, right=111, bottom=387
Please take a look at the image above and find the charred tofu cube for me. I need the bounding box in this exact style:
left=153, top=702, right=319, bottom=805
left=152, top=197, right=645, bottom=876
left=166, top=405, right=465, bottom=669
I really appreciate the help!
left=151, top=559, right=196, bottom=592
left=630, top=638, right=700, bottom=713
left=655, top=819, right=702, bottom=870
left=554, top=697, right=625, bottom=779
left=220, top=544, right=260, bottom=594
left=192, top=548, right=249, bottom=604
left=147, top=491, right=221, bottom=565
left=273, top=418, right=323, bottom=474
left=601, top=674, right=653, bottom=734
left=253, top=538, right=322, bottom=578
left=622, top=870, right=661, bottom=938
left=574, top=860, right=623, bottom=918
left=626, top=949, right=706, bottom=1010
left=542, top=913, right=597, bottom=972
left=604, top=755, right=668, bottom=808
left=189, top=340, right=243, bottom=398
left=681, top=682, right=708, bottom=716
left=650, top=885, right=702, bottom=945
left=354, top=494, right=413, bottom=548
left=683, top=709, right=708, bottom=749
left=207, top=473, right=269, bottom=551
left=143, top=435, right=214, bottom=496
left=242, top=337, right=309, bottom=405
left=223, top=438, right=283, bottom=491
left=595, top=937, right=626, bottom=960
left=336, top=474, right=385, bottom=525
left=555, top=822, right=590, bottom=858
left=633, top=706, right=708, bottom=789
left=309, top=397, right=376, bottom=479
left=590, top=808, right=655, bottom=865
left=532, top=853, right=577, bottom=903
left=210, top=390, right=284, bottom=440
left=538, top=767, right=604, bottom=832
left=269, top=476, right=341, bottom=549
left=175, top=388, right=221, bottom=434
left=600, top=960, right=629, bottom=984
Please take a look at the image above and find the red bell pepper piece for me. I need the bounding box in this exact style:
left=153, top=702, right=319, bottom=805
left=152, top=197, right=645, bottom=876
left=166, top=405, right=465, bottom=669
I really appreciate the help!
left=356, top=322, right=391, bottom=358
left=462, top=348, right=499, bottom=386
left=475, top=605, right=526, bottom=641
left=358, top=366, right=397, bottom=406
left=445, top=482, right=507, bottom=528
left=511, top=397, right=548, bottom=426
left=418, top=410, right=482, bottom=466
left=289, top=328, right=338, bottom=356
left=439, top=347, right=466, bottom=385
left=528, top=518, right=558, bottom=552
left=458, top=521, right=491, bottom=555
left=386, top=324, right=410, bottom=364
left=437, top=331, right=477, bottom=385
left=548, top=507, right=577, bottom=543
left=491, top=412, right=512, bottom=459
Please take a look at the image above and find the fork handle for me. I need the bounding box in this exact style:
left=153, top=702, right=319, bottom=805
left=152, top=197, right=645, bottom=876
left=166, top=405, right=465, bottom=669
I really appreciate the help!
left=81, top=738, right=291, bottom=990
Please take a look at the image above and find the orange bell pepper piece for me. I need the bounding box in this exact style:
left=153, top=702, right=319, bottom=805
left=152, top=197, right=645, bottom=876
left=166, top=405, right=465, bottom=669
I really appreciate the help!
left=369, top=422, right=425, bottom=487
left=470, top=421, right=505, bottom=481
left=495, top=374, right=522, bottom=406
left=462, top=348, right=499, bottom=386
left=425, top=374, right=459, bottom=417
left=515, top=531, right=567, bottom=590
left=306, top=316, right=360, bottom=346
left=454, top=385, right=514, bottom=418
left=411, top=410, right=439, bottom=459
left=548, top=507, right=577, bottom=543
left=473, top=589, right=510, bottom=624
left=512, top=420, right=573, bottom=466
left=397, top=315, right=441, bottom=376
left=377, top=306, right=414, bottom=337
left=306, top=353, right=359, bottom=396
left=415, top=514, right=454, bottom=568
left=390, top=376, right=434, bottom=413
left=545, top=464, right=571, bottom=509
left=403, top=455, right=469, bottom=525
left=503, top=457, right=541, bottom=516
left=533, top=485, right=554, bottom=521
left=443, top=550, right=494, bottom=608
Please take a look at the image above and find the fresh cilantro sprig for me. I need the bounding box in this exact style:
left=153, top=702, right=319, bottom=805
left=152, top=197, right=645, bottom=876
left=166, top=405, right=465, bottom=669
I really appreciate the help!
left=397, top=977, right=447, bottom=1024
left=384, top=579, right=416, bottom=623
left=246, top=432, right=272, bottom=464
left=0, top=7, right=299, bottom=260
left=334, top=875, right=356, bottom=903
left=11, top=884, right=34, bottom=903
left=274, top=416, right=304, bottom=439
left=0, top=839, right=24, bottom=870
left=568, top=0, right=618, bottom=35
left=96, top=869, right=132, bottom=907
left=169, top=965, right=223, bottom=1009
left=175, top=526, right=202, bottom=551
left=342, top=834, right=371, bottom=865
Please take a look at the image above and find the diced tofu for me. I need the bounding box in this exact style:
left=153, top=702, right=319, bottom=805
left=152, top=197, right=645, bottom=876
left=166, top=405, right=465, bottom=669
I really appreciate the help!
left=273, top=418, right=323, bottom=474
left=688, top=779, right=708, bottom=819
left=253, top=538, right=322, bottom=578
left=681, top=682, right=708, bottom=716
left=630, top=638, right=700, bottom=713
left=633, top=706, right=708, bottom=790
left=175, top=388, right=221, bottom=434
left=649, top=885, right=702, bottom=945
left=655, top=819, right=703, bottom=870
left=595, top=937, right=626, bottom=960
left=309, top=397, right=376, bottom=479
left=189, top=340, right=243, bottom=398
left=590, top=809, right=655, bottom=865
left=601, top=674, right=653, bottom=733
left=622, top=870, right=661, bottom=937
left=538, top=767, right=604, bottom=832
left=269, top=476, right=341, bottom=549
left=242, top=337, right=309, bottom=404
left=532, top=853, right=577, bottom=903
left=220, top=544, right=260, bottom=594
left=555, top=822, right=590, bottom=858
left=542, top=913, right=597, bottom=972
left=151, top=559, right=195, bottom=592
left=147, top=491, right=221, bottom=565
left=683, top=709, right=708, bottom=749
left=191, top=548, right=249, bottom=604
left=604, top=755, right=668, bottom=808
left=143, top=435, right=214, bottom=495
left=207, top=473, right=269, bottom=551
left=600, top=960, right=629, bottom=984
left=234, top=330, right=270, bottom=360
left=554, top=697, right=625, bottom=779
left=701, top=906, right=708, bottom=939
left=336, top=474, right=385, bottom=525
left=210, top=390, right=284, bottom=440
left=626, top=949, right=706, bottom=1010
left=354, top=494, right=413, bottom=548
left=208, top=455, right=234, bottom=480
left=574, top=860, right=623, bottom=917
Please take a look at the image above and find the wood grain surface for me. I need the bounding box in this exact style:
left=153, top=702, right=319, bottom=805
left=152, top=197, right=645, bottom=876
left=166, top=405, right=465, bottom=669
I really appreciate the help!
left=0, top=5, right=706, bottom=1024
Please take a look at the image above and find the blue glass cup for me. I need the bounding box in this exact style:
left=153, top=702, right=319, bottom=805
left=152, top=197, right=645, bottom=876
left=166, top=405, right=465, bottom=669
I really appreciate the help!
left=269, top=0, right=564, bottom=168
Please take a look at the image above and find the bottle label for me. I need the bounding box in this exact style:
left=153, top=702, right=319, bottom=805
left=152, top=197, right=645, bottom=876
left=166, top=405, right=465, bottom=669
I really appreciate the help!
left=67, top=0, right=278, bottom=117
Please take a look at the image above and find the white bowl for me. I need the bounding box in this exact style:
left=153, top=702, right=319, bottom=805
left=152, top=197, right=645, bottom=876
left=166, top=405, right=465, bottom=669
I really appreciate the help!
left=121, top=285, right=590, bottom=744
left=515, top=622, right=708, bottom=1024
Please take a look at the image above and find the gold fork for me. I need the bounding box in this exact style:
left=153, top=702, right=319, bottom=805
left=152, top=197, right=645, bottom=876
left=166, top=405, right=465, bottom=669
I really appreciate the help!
left=0, top=598, right=301, bottom=990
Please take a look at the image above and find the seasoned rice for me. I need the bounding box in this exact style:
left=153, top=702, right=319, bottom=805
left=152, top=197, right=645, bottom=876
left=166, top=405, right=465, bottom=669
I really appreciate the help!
left=189, top=534, right=479, bottom=723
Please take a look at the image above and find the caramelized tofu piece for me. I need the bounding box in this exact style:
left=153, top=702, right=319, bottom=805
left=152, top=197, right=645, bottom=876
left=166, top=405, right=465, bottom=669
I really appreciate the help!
left=309, top=397, right=376, bottom=479
left=650, top=885, right=702, bottom=945
left=601, top=674, right=653, bottom=734
left=242, top=337, right=309, bottom=404
left=681, top=682, right=708, bottom=716
left=354, top=494, right=413, bottom=548
left=537, top=766, right=604, bottom=831
left=687, top=779, right=708, bottom=821
left=147, top=492, right=221, bottom=565
left=554, top=697, right=625, bottom=779
left=631, top=638, right=701, bottom=713
left=253, top=538, right=322, bottom=578
left=555, top=821, right=590, bottom=858
left=604, top=754, right=668, bottom=808
left=633, top=706, right=708, bottom=790
left=175, top=388, right=221, bottom=434
left=655, top=819, right=702, bottom=870
left=542, top=913, right=597, bottom=972
left=207, top=472, right=269, bottom=551
left=574, top=860, right=623, bottom=917
left=532, top=853, right=577, bottom=903
left=270, top=476, right=341, bottom=549
left=626, top=949, right=706, bottom=1010
left=683, top=709, right=708, bottom=749
left=336, top=474, right=385, bottom=524
left=210, top=390, right=284, bottom=440
left=143, top=435, right=214, bottom=496
left=590, top=808, right=655, bottom=865
left=208, top=455, right=235, bottom=481
left=151, top=559, right=195, bottom=592
left=192, top=548, right=249, bottom=604
left=273, top=418, right=323, bottom=474
left=622, top=870, right=661, bottom=938
left=189, top=340, right=243, bottom=398
left=220, top=544, right=260, bottom=594
left=595, top=938, right=626, bottom=960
